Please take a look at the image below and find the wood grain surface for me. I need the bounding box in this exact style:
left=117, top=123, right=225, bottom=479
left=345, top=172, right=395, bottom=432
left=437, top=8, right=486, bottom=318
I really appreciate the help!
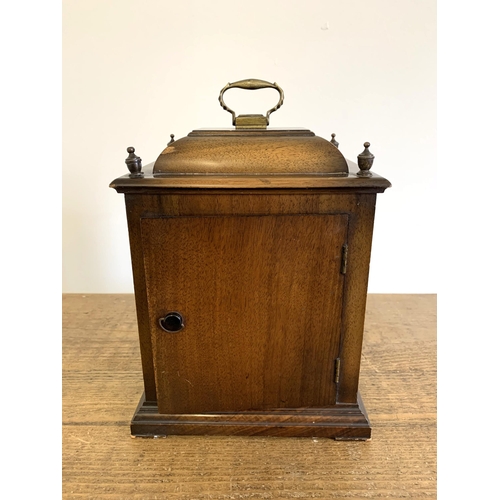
left=142, top=214, right=347, bottom=413
left=63, top=294, right=436, bottom=499
left=124, top=192, right=379, bottom=411
left=152, top=130, right=349, bottom=175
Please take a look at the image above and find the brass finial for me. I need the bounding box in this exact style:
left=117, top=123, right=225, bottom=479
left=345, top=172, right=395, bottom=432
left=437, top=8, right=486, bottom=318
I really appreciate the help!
left=357, top=142, right=374, bottom=177
left=330, top=133, right=339, bottom=148
left=125, top=146, right=143, bottom=178
left=168, top=134, right=175, bottom=145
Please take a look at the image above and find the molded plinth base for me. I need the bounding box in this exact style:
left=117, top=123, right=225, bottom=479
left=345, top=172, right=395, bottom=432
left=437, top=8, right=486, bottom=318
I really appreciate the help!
left=130, top=393, right=371, bottom=440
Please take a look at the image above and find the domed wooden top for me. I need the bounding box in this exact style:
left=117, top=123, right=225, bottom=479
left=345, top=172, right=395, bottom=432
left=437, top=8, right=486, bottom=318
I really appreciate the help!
left=152, top=128, right=349, bottom=176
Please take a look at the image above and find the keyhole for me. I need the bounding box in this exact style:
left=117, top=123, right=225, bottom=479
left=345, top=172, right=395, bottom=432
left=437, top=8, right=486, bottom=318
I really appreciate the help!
left=159, top=312, right=184, bottom=332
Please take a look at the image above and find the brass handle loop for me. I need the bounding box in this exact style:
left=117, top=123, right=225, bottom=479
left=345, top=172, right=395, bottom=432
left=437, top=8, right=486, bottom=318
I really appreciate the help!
left=218, top=79, right=284, bottom=128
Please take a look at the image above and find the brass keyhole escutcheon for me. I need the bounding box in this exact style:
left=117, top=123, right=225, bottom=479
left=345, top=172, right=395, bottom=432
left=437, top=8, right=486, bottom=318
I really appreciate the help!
left=159, top=312, right=184, bottom=333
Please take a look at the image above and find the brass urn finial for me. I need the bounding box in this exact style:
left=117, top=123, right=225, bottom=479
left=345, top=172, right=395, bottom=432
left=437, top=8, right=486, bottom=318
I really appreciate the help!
left=125, top=146, right=144, bottom=178
left=330, top=133, right=339, bottom=148
left=168, top=134, right=175, bottom=145
left=357, top=142, right=374, bottom=177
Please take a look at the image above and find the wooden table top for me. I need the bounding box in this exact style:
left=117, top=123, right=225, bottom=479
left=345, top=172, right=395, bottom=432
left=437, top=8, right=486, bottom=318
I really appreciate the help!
left=63, top=294, right=436, bottom=499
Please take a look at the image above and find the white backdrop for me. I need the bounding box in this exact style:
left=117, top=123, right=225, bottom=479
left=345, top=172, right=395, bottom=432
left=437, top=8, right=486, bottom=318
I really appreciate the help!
left=62, top=0, right=436, bottom=293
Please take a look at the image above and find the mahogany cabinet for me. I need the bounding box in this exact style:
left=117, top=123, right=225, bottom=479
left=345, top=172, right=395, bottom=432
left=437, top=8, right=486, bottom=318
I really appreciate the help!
left=110, top=80, right=391, bottom=439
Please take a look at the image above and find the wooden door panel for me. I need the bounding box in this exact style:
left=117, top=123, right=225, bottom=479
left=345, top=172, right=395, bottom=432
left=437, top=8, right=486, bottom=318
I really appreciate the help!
left=141, top=214, right=348, bottom=413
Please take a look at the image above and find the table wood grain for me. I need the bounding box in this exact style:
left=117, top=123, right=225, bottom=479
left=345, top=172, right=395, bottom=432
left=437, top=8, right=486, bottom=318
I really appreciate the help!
left=63, top=294, right=436, bottom=499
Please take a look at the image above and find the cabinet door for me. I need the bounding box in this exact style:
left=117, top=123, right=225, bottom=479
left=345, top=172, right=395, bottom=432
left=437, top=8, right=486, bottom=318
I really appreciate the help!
left=141, top=214, right=348, bottom=414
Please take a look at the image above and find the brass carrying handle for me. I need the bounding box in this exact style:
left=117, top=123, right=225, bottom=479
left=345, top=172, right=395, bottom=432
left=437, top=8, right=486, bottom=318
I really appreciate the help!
left=218, top=79, right=284, bottom=128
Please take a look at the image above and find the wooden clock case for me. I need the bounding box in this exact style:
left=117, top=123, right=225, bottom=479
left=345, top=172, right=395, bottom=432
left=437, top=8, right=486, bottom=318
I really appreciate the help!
left=110, top=80, right=391, bottom=440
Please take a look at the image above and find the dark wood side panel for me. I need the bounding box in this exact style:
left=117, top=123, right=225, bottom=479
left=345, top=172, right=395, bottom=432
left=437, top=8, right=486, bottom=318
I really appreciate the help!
left=141, top=214, right=348, bottom=414
left=337, top=194, right=377, bottom=403
left=124, top=196, right=157, bottom=401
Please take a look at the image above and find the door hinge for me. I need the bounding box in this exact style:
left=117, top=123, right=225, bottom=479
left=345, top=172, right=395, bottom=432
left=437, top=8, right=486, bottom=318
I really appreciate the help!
left=334, top=357, right=341, bottom=384
left=341, top=243, right=348, bottom=274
